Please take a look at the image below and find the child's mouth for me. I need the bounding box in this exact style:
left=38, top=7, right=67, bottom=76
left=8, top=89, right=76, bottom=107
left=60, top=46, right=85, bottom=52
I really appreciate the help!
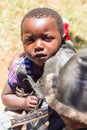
left=34, top=53, right=47, bottom=60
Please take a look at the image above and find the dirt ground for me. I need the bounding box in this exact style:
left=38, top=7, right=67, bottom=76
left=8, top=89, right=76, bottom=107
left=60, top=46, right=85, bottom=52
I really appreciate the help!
left=0, top=61, right=7, bottom=111
left=0, top=50, right=14, bottom=111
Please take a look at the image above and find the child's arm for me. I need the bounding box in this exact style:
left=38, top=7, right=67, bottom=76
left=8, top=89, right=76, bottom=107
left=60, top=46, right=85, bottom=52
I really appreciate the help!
left=8, top=50, right=25, bottom=70
left=1, top=83, right=39, bottom=111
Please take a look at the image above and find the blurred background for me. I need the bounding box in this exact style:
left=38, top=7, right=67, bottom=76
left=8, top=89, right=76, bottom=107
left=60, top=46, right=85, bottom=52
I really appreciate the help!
left=0, top=0, right=87, bottom=110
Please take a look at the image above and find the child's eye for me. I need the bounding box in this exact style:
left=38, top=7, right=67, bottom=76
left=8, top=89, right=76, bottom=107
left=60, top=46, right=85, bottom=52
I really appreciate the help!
left=24, top=37, right=34, bottom=44
left=43, top=36, right=54, bottom=42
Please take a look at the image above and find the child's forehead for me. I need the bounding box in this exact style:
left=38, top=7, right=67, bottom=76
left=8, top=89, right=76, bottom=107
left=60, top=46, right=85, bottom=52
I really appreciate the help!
left=21, top=17, right=61, bottom=37
left=21, top=16, right=63, bottom=38
left=23, top=17, right=58, bottom=29
left=21, top=9, right=64, bottom=38
left=24, top=16, right=56, bottom=23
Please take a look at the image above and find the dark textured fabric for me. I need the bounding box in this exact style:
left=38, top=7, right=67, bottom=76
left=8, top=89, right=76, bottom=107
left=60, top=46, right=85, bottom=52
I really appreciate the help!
left=26, top=108, right=66, bottom=130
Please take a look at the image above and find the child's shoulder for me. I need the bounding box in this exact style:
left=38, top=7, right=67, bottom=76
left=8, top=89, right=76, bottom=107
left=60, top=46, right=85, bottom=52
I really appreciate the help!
left=15, top=55, right=30, bottom=65
left=9, top=55, right=32, bottom=75
left=10, top=55, right=32, bottom=70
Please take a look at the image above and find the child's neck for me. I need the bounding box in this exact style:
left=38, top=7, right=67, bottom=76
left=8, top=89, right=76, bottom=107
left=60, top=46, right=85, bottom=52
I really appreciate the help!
left=32, top=63, right=44, bottom=80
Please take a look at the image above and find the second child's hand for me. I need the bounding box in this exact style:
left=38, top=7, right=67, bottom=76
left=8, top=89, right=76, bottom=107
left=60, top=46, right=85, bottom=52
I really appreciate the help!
left=24, top=95, right=39, bottom=111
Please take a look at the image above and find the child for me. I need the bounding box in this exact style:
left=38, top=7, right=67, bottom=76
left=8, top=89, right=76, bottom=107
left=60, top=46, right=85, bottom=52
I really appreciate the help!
left=1, top=7, right=75, bottom=130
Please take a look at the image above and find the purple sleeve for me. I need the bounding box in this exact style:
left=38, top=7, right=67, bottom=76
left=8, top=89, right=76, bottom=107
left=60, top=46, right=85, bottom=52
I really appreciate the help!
left=8, top=64, right=19, bottom=89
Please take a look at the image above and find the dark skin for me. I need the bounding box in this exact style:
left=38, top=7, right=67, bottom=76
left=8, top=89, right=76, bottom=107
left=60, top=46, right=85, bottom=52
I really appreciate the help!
left=1, top=17, right=62, bottom=112
left=22, top=17, right=61, bottom=66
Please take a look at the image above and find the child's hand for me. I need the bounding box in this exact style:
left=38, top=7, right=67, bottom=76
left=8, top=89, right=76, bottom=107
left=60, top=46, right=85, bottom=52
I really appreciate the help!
left=24, top=95, right=39, bottom=111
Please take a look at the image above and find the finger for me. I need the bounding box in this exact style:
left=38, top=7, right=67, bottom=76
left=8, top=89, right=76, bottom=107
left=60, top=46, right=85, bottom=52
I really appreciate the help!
left=29, top=96, right=38, bottom=105
left=25, top=104, right=37, bottom=111
left=30, top=96, right=39, bottom=100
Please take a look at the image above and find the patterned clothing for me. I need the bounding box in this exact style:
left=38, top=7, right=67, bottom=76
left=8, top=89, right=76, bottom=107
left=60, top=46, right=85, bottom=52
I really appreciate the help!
left=8, top=55, right=34, bottom=90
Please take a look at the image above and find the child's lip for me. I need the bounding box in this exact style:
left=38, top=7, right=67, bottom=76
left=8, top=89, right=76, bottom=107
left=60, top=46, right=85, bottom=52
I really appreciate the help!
left=34, top=53, right=48, bottom=60
left=34, top=53, right=47, bottom=57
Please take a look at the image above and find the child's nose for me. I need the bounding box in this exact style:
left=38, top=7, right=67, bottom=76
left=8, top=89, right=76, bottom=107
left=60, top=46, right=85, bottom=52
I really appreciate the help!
left=34, top=39, right=44, bottom=52
left=36, top=39, right=41, bottom=46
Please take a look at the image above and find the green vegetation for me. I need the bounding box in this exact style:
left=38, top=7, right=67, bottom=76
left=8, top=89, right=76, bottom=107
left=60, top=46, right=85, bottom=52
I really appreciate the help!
left=0, top=0, right=87, bottom=55
left=58, top=0, right=87, bottom=49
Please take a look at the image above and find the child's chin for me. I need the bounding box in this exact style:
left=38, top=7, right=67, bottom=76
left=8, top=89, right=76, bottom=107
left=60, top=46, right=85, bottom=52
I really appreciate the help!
left=36, top=61, right=45, bottom=67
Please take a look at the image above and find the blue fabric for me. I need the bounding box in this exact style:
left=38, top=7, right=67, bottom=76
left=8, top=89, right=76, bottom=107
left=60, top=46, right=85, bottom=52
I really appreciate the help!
left=8, top=55, right=33, bottom=89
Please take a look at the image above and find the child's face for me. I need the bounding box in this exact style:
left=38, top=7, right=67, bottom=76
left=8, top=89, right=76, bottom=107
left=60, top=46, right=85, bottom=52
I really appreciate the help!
left=21, top=17, right=62, bottom=66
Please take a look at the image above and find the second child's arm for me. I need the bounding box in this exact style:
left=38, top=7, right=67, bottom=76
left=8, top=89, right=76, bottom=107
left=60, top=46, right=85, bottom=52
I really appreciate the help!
left=1, top=83, right=39, bottom=111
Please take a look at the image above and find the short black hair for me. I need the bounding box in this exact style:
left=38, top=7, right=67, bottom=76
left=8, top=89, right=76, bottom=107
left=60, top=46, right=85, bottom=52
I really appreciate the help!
left=21, top=7, right=64, bottom=38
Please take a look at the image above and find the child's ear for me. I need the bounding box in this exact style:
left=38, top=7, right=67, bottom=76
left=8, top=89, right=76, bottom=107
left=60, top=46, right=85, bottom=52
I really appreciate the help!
left=62, top=34, right=67, bottom=44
